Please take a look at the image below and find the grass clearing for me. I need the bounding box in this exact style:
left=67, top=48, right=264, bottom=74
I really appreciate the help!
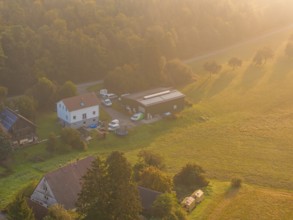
left=190, top=181, right=293, bottom=220
left=36, top=112, right=61, bottom=140
left=86, top=83, right=104, bottom=92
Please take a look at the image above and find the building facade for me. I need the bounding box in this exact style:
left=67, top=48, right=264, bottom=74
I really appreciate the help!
left=121, top=88, right=185, bottom=119
left=57, top=93, right=99, bottom=128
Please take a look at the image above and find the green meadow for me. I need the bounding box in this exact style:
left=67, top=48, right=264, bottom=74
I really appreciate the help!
left=1, top=27, right=293, bottom=219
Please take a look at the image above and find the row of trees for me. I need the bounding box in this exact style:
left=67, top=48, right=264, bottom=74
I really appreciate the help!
left=1, top=0, right=292, bottom=94
left=77, top=151, right=209, bottom=219
left=0, top=78, right=77, bottom=121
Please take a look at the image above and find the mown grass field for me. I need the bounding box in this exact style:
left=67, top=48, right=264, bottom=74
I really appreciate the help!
left=190, top=181, right=293, bottom=220
left=0, top=27, right=293, bottom=219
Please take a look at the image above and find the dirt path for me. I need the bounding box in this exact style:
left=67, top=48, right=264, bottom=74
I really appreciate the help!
left=185, top=23, right=293, bottom=64
left=76, top=80, right=103, bottom=95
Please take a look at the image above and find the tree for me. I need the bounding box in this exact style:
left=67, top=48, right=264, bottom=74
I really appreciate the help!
left=228, top=57, right=242, bottom=70
left=152, top=193, right=187, bottom=220
left=204, top=61, right=222, bottom=78
left=57, top=81, right=77, bottom=100
left=285, top=42, right=293, bottom=58
left=0, top=130, right=11, bottom=162
left=164, top=59, right=193, bottom=86
left=0, top=86, right=8, bottom=104
left=43, top=204, right=72, bottom=220
left=60, top=128, right=87, bottom=151
left=253, top=47, right=274, bottom=66
left=6, top=195, right=35, bottom=220
left=134, top=150, right=165, bottom=181
left=77, top=152, right=141, bottom=220
left=231, top=177, right=242, bottom=188
left=173, top=163, right=209, bottom=191
left=137, top=150, right=165, bottom=169
left=46, top=132, right=58, bottom=154
left=105, top=151, right=142, bottom=219
left=13, top=95, right=37, bottom=120
left=139, top=166, right=173, bottom=193
left=104, top=64, right=147, bottom=94
left=31, top=77, right=57, bottom=109
left=76, top=157, right=109, bottom=219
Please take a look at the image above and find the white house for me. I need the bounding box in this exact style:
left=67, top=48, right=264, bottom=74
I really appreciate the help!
left=56, top=93, right=99, bottom=128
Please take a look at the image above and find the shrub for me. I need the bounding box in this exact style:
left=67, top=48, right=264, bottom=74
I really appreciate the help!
left=174, top=163, right=209, bottom=190
left=231, top=177, right=242, bottom=188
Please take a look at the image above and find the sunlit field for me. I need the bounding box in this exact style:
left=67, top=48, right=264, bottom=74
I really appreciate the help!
left=1, top=25, right=293, bottom=219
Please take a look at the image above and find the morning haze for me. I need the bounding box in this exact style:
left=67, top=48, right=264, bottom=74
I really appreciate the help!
left=0, top=0, right=292, bottom=219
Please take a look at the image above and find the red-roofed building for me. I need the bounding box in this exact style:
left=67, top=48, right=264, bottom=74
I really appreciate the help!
left=56, top=93, right=99, bottom=128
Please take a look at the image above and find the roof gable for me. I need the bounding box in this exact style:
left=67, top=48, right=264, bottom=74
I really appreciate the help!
left=44, top=156, right=95, bottom=209
left=60, top=93, right=99, bottom=112
left=138, top=186, right=162, bottom=211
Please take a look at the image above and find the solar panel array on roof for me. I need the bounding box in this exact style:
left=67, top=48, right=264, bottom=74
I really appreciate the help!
left=0, top=108, right=18, bottom=130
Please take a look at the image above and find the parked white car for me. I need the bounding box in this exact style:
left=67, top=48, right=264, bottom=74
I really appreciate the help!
left=108, top=119, right=119, bottom=131
left=102, top=98, right=112, bottom=106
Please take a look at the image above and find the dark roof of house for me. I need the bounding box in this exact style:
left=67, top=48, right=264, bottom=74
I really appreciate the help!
left=138, top=186, right=162, bottom=211
left=0, top=107, right=36, bottom=132
left=123, top=88, right=185, bottom=107
left=44, top=156, right=95, bottom=210
left=26, top=198, right=48, bottom=220
left=60, top=93, right=99, bottom=112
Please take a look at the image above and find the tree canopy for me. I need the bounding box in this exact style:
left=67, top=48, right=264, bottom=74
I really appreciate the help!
left=77, top=152, right=141, bottom=220
left=0, top=0, right=291, bottom=94
left=173, top=163, right=209, bottom=190
left=139, top=166, right=173, bottom=193
left=0, top=129, right=11, bottom=162
left=152, top=193, right=187, bottom=220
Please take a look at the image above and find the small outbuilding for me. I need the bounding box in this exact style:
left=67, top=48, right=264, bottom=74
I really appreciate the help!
left=191, top=189, right=204, bottom=203
left=121, top=88, right=185, bottom=120
left=181, top=196, right=196, bottom=213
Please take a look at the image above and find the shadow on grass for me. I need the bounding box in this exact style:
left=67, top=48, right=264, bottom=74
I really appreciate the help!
left=207, top=70, right=236, bottom=98
left=224, top=187, right=240, bottom=199
left=269, top=56, right=293, bottom=83
left=188, top=76, right=211, bottom=103
left=239, top=64, right=265, bottom=92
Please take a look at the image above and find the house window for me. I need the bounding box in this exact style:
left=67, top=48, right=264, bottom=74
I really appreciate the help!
left=44, top=195, right=48, bottom=200
left=93, top=111, right=96, bottom=115
left=82, top=113, right=87, bottom=119
left=73, top=116, right=76, bottom=120
left=66, top=115, right=68, bottom=120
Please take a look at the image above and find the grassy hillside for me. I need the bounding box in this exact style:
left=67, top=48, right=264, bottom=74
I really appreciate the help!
left=124, top=28, right=293, bottom=190
left=191, top=181, right=293, bottom=220
left=0, top=25, right=293, bottom=219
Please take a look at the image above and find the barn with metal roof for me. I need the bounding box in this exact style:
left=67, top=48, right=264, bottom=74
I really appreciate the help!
left=121, top=88, right=185, bottom=119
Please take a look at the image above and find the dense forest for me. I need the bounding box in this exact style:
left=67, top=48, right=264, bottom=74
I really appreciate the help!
left=0, top=0, right=292, bottom=94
